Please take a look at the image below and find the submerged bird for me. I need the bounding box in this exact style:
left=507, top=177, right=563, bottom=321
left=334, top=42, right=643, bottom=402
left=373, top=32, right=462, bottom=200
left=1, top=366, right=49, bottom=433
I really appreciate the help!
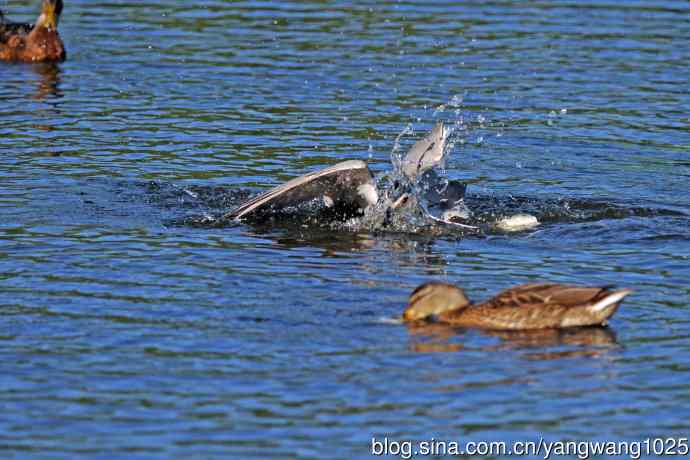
left=0, top=0, right=65, bottom=62
left=225, top=122, right=474, bottom=226
left=403, top=282, right=631, bottom=330
left=224, top=121, right=540, bottom=233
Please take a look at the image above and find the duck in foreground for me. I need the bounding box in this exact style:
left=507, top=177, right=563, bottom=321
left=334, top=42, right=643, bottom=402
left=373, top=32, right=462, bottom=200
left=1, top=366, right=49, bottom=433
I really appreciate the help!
left=0, top=0, right=65, bottom=62
left=403, top=282, right=632, bottom=330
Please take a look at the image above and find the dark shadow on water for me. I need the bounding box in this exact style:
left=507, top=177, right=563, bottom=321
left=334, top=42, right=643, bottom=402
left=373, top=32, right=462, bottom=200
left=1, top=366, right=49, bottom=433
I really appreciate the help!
left=464, top=193, right=687, bottom=225
left=145, top=180, right=689, bottom=245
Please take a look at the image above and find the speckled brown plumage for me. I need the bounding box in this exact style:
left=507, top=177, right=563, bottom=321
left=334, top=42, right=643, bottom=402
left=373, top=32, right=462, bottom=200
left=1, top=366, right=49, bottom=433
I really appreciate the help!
left=403, top=282, right=631, bottom=330
left=0, top=0, right=65, bottom=62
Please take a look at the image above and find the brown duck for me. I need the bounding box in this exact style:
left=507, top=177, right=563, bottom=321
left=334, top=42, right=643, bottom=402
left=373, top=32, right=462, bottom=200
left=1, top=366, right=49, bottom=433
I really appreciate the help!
left=403, top=282, right=631, bottom=330
left=0, top=0, right=65, bottom=62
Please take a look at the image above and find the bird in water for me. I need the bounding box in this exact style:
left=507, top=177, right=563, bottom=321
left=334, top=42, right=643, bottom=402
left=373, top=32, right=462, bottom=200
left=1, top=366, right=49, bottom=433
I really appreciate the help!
left=0, top=0, right=65, bottom=62
left=403, top=282, right=631, bottom=330
left=225, top=122, right=475, bottom=227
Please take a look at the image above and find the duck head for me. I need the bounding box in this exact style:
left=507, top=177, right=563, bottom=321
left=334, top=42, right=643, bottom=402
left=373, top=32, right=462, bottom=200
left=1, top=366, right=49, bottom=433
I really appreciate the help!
left=36, top=0, right=63, bottom=31
left=402, top=282, right=470, bottom=321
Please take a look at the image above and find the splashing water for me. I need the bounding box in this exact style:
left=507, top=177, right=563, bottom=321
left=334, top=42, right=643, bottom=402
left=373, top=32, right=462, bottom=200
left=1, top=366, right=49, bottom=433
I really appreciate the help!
left=389, top=122, right=414, bottom=178
left=152, top=107, right=687, bottom=237
left=167, top=119, right=531, bottom=236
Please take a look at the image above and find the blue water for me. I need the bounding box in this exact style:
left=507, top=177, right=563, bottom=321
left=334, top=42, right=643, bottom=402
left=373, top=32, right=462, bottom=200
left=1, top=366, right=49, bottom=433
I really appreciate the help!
left=1, top=1, right=689, bottom=458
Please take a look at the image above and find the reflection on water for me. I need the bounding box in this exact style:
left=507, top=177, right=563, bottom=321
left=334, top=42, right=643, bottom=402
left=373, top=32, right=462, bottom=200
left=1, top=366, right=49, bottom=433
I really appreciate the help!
left=407, top=322, right=619, bottom=357
left=31, top=63, right=62, bottom=100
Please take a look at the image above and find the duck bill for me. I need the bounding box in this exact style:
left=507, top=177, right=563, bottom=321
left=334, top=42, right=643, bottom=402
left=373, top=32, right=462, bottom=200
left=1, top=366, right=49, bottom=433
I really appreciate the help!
left=401, top=310, right=415, bottom=322
left=36, top=2, right=59, bottom=31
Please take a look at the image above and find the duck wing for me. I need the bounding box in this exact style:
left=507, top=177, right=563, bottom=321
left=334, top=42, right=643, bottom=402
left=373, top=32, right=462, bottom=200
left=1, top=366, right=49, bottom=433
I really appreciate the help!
left=223, top=160, right=377, bottom=222
left=401, top=122, right=448, bottom=180
left=488, top=283, right=611, bottom=309
left=0, top=17, right=33, bottom=44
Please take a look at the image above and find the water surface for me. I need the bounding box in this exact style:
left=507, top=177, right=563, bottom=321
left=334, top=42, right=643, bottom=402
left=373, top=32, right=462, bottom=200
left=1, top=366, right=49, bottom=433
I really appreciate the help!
left=1, top=0, right=689, bottom=458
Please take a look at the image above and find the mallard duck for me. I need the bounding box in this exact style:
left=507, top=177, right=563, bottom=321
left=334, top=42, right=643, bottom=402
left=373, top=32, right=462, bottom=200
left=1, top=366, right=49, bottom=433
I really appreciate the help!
left=403, top=282, right=631, bottom=330
left=0, top=0, right=65, bottom=62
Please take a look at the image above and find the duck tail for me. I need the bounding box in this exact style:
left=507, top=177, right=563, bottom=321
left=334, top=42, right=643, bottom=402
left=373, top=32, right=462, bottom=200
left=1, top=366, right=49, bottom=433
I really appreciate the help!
left=588, top=288, right=633, bottom=315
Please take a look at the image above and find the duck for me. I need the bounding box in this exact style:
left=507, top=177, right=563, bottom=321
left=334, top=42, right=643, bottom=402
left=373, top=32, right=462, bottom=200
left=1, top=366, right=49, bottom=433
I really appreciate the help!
left=402, top=281, right=631, bottom=330
left=0, top=0, right=65, bottom=62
